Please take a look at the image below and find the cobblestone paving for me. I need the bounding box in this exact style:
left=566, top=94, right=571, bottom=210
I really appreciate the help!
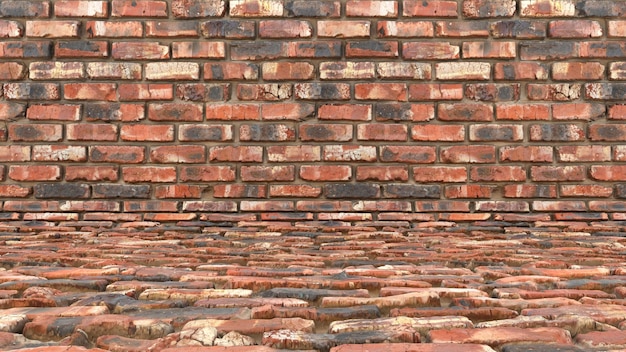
left=2, top=221, right=626, bottom=351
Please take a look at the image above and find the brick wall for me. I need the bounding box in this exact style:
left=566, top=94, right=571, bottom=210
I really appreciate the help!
left=1, top=0, right=626, bottom=226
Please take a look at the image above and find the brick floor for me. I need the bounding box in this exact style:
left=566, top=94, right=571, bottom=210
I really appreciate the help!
left=1, top=221, right=626, bottom=351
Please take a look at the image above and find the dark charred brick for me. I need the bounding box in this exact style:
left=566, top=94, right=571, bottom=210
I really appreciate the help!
left=84, top=103, right=122, bottom=121
left=530, top=124, right=585, bottom=142
left=470, top=125, right=522, bottom=141
left=463, top=0, right=516, bottom=18
left=240, top=124, right=296, bottom=141
left=260, top=288, right=367, bottom=301
left=383, top=184, right=441, bottom=199
left=589, top=124, right=626, bottom=141
left=615, top=185, right=626, bottom=198
left=201, top=20, right=255, bottom=38
left=346, top=41, right=398, bottom=57
left=0, top=41, right=52, bottom=58
left=520, top=41, right=578, bottom=60
left=34, top=184, right=90, bottom=199
left=179, top=125, right=230, bottom=141
left=231, top=41, right=285, bottom=60
left=325, top=184, right=380, bottom=199
left=465, top=84, right=520, bottom=101
left=575, top=1, right=626, bottom=17
left=57, top=41, right=105, bottom=54
left=4, top=83, right=59, bottom=100
left=502, top=343, right=586, bottom=352
left=0, top=1, right=49, bottom=17
left=291, top=41, right=342, bottom=58
left=491, top=20, right=547, bottom=38
left=0, top=102, right=26, bottom=120
left=375, top=104, right=416, bottom=121
left=586, top=83, right=626, bottom=100
left=285, top=0, right=340, bottom=17
left=93, top=184, right=151, bottom=199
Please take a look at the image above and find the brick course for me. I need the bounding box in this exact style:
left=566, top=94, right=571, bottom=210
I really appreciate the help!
left=1, top=0, right=626, bottom=224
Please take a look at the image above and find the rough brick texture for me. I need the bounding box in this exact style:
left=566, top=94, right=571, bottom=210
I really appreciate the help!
left=1, top=1, right=626, bottom=224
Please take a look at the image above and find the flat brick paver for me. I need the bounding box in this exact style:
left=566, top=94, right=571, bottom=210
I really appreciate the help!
left=2, top=223, right=626, bottom=351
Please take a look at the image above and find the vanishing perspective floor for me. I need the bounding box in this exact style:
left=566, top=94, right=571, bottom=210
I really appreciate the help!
left=1, top=220, right=626, bottom=351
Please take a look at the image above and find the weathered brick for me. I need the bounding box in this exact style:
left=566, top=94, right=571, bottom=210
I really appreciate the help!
left=504, top=184, right=557, bottom=198
left=172, top=42, right=225, bottom=59
left=294, top=83, right=350, bottom=100
left=260, top=20, right=312, bottom=38
left=0, top=62, right=26, bottom=80
left=435, top=62, right=491, bottom=80
left=201, top=20, right=255, bottom=38
left=87, top=63, right=142, bottom=80
left=111, top=0, right=168, bottom=17
left=380, top=146, right=436, bottom=163
left=0, top=41, right=51, bottom=58
left=409, top=84, right=463, bottom=101
left=0, top=1, right=49, bottom=17
left=403, top=1, right=458, bottom=17
left=145, top=62, right=199, bottom=80
left=285, top=1, right=340, bottom=17
left=357, top=124, right=407, bottom=141
left=318, top=21, right=370, bottom=38
left=463, top=41, right=516, bottom=58
left=299, top=124, right=352, bottom=142
left=411, top=125, right=464, bottom=141
left=9, top=165, right=61, bottom=182
left=55, top=1, right=108, bottom=17
left=552, top=103, right=605, bottom=121
left=205, top=63, right=258, bottom=81
left=491, top=20, right=547, bottom=38
left=552, top=62, right=605, bottom=81
left=463, top=0, right=516, bottom=18
left=527, top=84, right=581, bottom=101
left=85, top=21, right=143, bottom=37
left=589, top=124, right=626, bottom=141
left=92, top=184, right=150, bottom=199
left=270, top=185, right=321, bottom=198
left=119, top=83, right=173, bottom=101
left=26, top=21, right=79, bottom=38
left=0, top=185, right=31, bottom=198
left=441, top=145, right=496, bottom=163
left=466, top=84, right=520, bottom=102
left=122, top=167, right=176, bottom=183
left=323, top=145, right=377, bottom=162
left=436, top=21, right=490, bottom=37
left=613, top=146, right=626, bottom=161
left=288, top=41, right=341, bottom=58
left=4, top=83, right=59, bottom=100
left=300, top=166, right=351, bottom=181
left=268, top=146, right=320, bottom=162
left=445, top=185, right=492, bottom=199
left=206, top=104, right=260, bottom=120
left=377, top=21, right=433, bottom=37
left=520, top=0, right=577, bottom=17
left=29, top=61, right=84, bottom=80
left=561, top=185, right=613, bottom=198
left=112, top=42, right=170, bottom=60
left=531, top=166, right=585, bottom=182
left=438, top=103, right=493, bottom=121
left=213, top=184, right=266, bottom=198
left=496, top=104, right=550, bottom=120
left=346, top=41, right=398, bottom=58
left=148, top=103, right=203, bottom=122
left=591, top=166, right=626, bottom=181
left=230, top=0, right=284, bottom=17
left=356, top=166, right=408, bottom=182
left=180, top=166, right=236, bottom=182
left=89, top=146, right=145, bottom=164
left=172, top=0, right=225, bottom=18
left=403, top=42, right=459, bottom=60
left=240, top=124, right=296, bottom=141
left=579, top=42, right=626, bottom=58
left=318, top=104, right=372, bottom=121
left=586, top=83, right=626, bottom=100
left=470, top=166, right=527, bottom=182
left=549, top=20, right=603, bottom=38
left=263, top=62, right=315, bottom=81
left=500, top=146, right=553, bottom=162
left=150, top=145, right=206, bottom=163
left=0, top=146, right=31, bottom=162
left=33, top=145, right=86, bottom=162
left=0, top=20, right=24, bottom=37
left=155, top=185, right=203, bottom=199
left=375, top=103, right=434, bottom=122
left=320, top=62, right=375, bottom=80
left=64, top=83, right=117, bottom=101
left=521, top=41, right=579, bottom=60
left=146, top=21, right=198, bottom=37
left=325, top=184, right=380, bottom=199
left=209, top=146, right=263, bottom=162
left=241, top=166, right=294, bottom=181
left=238, top=84, right=292, bottom=101
left=34, top=184, right=90, bottom=199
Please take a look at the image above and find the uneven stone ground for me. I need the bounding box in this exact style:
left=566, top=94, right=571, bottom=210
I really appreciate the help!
left=2, top=220, right=626, bottom=351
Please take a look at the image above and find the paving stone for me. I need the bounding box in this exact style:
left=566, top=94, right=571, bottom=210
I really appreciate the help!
left=575, top=330, right=626, bottom=349
left=263, top=328, right=419, bottom=351
left=523, top=304, right=626, bottom=325
left=0, top=314, right=28, bottom=332
left=182, top=317, right=315, bottom=335
left=259, top=288, right=370, bottom=301
left=501, top=344, right=586, bottom=352
left=428, top=327, right=573, bottom=348
left=321, top=291, right=440, bottom=309
left=214, top=331, right=256, bottom=346
left=330, top=343, right=497, bottom=352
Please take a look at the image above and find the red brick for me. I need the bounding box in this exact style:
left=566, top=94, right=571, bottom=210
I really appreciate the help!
left=56, top=40, right=109, bottom=57
left=268, top=146, right=320, bottom=162
left=470, top=166, right=526, bottom=182
left=528, top=84, right=581, bottom=101
left=530, top=123, right=585, bottom=141
left=589, top=124, right=626, bottom=141
left=552, top=62, right=605, bottom=81
left=441, top=145, right=496, bottom=163
left=111, top=0, right=168, bottom=17
left=179, top=166, right=236, bottom=182
left=119, top=84, right=173, bottom=101
left=491, top=20, right=547, bottom=38
left=409, top=84, right=463, bottom=101
left=270, top=185, right=321, bottom=198
left=355, top=83, right=407, bottom=101
left=89, top=146, right=145, bottom=164
left=377, top=21, right=433, bottom=37
left=150, top=146, right=206, bottom=163
left=148, top=103, right=203, bottom=122
left=346, top=41, right=399, bottom=58
left=494, top=62, right=549, bottom=80
left=29, top=61, right=83, bottom=80
left=318, top=104, right=372, bottom=121
left=520, top=0, right=576, bottom=17
left=318, top=21, right=370, bottom=38
left=295, top=83, right=350, bottom=100
left=500, top=146, right=553, bottom=162
left=533, top=200, right=587, bottom=212
left=465, top=83, right=520, bottom=102
left=411, top=125, right=465, bottom=141
left=379, top=146, right=436, bottom=164
left=9, top=165, right=61, bottom=182
left=67, top=124, right=118, bottom=141
left=64, top=83, right=117, bottom=101
left=238, top=84, right=292, bottom=101
left=403, top=42, right=459, bottom=60
left=155, top=185, right=203, bottom=199
left=122, top=167, right=176, bottom=183
left=241, top=201, right=294, bottom=212
left=0, top=185, right=31, bottom=198
left=27, top=104, right=80, bottom=121
left=609, top=105, right=626, bottom=120
left=403, top=1, right=458, bottom=17
left=213, top=184, right=266, bottom=198
left=346, top=1, right=397, bottom=17
left=34, top=146, right=85, bottom=162
left=120, top=125, right=174, bottom=142
left=241, top=166, right=294, bottom=182
left=323, top=145, right=377, bottom=162
left=206, top=104, right=260, bottom=120
left=172, top=42, right=225, bottom=59
left=561, top=185, right=613, bottom=198
left=549, top=20, right=603, bottom=38
left=26, top=21, right=79, bottom=38
left=0, top=62, right=26, bottom=80
left=496, top=104, right=550, bottom=121
left=445, top=185, right=492, bottom=199
left=591, top=165, right=626, bottom=181
left=262, top=103, right=315, bottom=121
left=357, top=166, right=408, bottom=181
left=438, top=103, right=493, bottom=121
left=172, top=0, right=225, bottom=18
left=9, top=124, right=62, bottom=142
left=375, top=103, right=434, bottom=122
left=204, top=62, right=258, bottom=80
left=263, top=62, right=315, bottom=81
left=240, top=124, right=296, bottom=142
left=475, top=200, right=530, bottom=212
left=260, top=20, right=312, bottom=38
left=531, top=166, right=585, bottom=182
left=300, top=165, right=351, bottom=181
left=0, top=20, right=23, bottom=37
left=209, top=146, right=263, bottom=162
left=415, top=201, right=469, bottom=212
left=299, top=124, right=352, bottom=142
left=146, top=21, right=199, bottom=37
left=463, top=0, right=516, bottom=18
left=0, top=41, right=51, bottom=58
left=609, top=62, right=626, bottom=80
left=357, top=124, right=407, bottom=141
left=463, top=41, right=516, bottom=58
left=111, top=42, right=170, bottom=60
left=0, top=146, right=31, bottom=162
left=552, top=103, right=605, bottom=120
left=85, top=21, right=143, bottom=37
left=436, top=21, right=490, bottom=37
left=613, top=146, right=626, bottom=161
